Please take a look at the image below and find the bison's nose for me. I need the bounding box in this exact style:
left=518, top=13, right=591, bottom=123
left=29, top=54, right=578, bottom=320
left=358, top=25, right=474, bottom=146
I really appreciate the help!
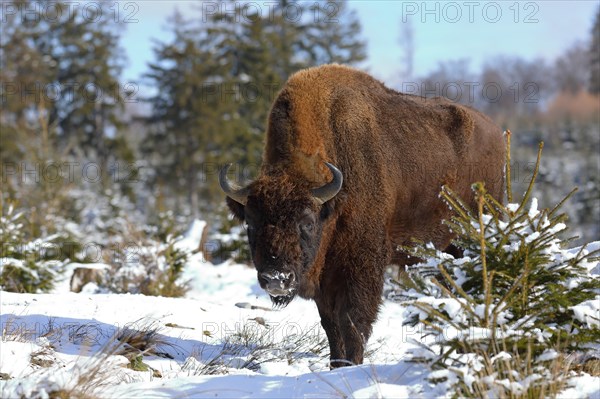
left=259, top=271, right=296, bottom=296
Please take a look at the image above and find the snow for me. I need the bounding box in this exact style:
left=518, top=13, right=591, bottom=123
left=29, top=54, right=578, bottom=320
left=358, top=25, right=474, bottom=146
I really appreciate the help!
left=2, top=226, right=599, bottom=398
left=490, top=351, right=512, bottom=363
left=352, top=383, right=413, bottom=398
left=506, top=203, right=519, bottom=213
left=571, top=297, right=600, bottom=329
left=537, top=349, right=559, bottom=362
left=0, top=256, right=429, bottom=398
left=0, top=342, right=38, bottom=378
left=0, top=258, right=26, bottom=271
left=175, top=219, right=207, bottom=253
left=559, top=374, right=600, bottom=399
left=525, top=231, right=540, bottom=243
left=528, top=198, right=540, bottom=218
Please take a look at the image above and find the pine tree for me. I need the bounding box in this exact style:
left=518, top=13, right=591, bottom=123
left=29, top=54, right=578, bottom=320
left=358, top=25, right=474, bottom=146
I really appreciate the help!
left=303, top=1, right=367, bottom=66
left=0, top=0, right=128, bottom=181
left=392, top=141, right=600, bottom=397
left=144, top=1, right=367, bottom=217
left=144, top=10, right=236, bottom=216
left=0, top=0, right=58, bottom=164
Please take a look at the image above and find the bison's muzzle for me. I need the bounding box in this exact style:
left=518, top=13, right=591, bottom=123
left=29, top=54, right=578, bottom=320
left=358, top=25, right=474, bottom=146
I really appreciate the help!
left=258, top=270, right=296, bottom=298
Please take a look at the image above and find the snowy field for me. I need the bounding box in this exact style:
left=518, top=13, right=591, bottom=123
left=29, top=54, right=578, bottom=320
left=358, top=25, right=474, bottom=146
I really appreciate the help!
left=1, top=230, right=599, bottom=398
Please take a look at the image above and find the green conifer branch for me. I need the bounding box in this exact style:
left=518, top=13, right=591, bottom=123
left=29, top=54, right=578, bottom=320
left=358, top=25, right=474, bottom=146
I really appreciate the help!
left=516, top=142, right=544, bottom=214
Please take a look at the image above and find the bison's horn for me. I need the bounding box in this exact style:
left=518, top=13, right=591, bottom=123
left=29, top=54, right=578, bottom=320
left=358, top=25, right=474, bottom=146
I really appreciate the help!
left=219, top=164, right=250, bottom=205
left=312, top=163, right=343, bottom=205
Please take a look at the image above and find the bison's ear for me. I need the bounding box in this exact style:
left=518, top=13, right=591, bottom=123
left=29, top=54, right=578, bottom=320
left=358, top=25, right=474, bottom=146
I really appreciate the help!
left=319, top=189, right=347, bottom=221
left=226, top=196, right=245, bottom=221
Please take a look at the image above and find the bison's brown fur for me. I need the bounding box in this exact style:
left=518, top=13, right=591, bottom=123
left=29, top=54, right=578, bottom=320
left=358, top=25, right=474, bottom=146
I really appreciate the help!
left=224, top=64, right=505, bottom=367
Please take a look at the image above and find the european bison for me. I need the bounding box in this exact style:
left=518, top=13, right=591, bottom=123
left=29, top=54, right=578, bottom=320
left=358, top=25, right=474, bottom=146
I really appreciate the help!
left=220, top=64, right=505, bottom=368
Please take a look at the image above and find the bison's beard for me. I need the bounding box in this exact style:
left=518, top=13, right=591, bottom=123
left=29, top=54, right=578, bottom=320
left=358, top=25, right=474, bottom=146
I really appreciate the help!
left=270, top=292, right=296, bottom=308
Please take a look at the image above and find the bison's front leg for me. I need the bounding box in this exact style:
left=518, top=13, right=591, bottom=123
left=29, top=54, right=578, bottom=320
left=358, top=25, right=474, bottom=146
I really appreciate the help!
left=316, top=300, right=347, bottom=368
left=317, top=232, right=389, bottom=368
left=318, top=283, right=382, bottom=368
left=317, top=262, right=385, bottom=367
left=334, top=237, right=388, bottom=367
left=339, top=274, right=383, bottom=366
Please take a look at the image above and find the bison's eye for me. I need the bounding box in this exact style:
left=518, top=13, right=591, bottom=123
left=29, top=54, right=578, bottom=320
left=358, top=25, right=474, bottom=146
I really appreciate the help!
left=299, top=219, right=316, bottom=237
left=298, top=210, right=316, bottom=237
left=301, top=222, right=315, bottom=233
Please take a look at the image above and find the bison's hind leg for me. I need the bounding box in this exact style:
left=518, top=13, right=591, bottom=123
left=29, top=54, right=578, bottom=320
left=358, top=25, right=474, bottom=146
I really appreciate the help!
left=444, top=243, right=463, bottom=259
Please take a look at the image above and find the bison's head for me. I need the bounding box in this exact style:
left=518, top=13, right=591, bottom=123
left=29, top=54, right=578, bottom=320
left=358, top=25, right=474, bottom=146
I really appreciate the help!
left=220, top=163, right=343, bottom=307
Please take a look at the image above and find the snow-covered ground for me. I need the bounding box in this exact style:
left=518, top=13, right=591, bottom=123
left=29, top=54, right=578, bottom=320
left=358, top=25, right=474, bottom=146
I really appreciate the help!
left=0, top=253, right=428, bottom=398
left=1, top=235, right=599, bottom=398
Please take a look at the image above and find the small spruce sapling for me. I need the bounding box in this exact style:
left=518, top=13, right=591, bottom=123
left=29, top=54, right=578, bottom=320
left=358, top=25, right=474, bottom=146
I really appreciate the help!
left=391, top=134, right=600, bottom=396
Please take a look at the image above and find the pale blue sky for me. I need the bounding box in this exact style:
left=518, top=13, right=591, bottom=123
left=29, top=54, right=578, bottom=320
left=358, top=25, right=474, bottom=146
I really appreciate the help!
left=120, top=1, right=598, bottom=86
